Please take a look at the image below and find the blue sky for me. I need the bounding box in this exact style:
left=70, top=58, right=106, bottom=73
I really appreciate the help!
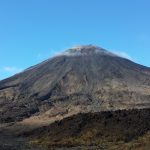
left=0, top=0, right=150, bottom=80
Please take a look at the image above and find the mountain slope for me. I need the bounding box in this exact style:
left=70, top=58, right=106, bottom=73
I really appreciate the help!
left=0, top=45, right=150, bottom=125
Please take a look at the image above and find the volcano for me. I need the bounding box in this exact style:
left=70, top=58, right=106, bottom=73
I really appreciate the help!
left=0, top=45, right=150, bottom=125
left=1, top=45, right=150, bottom=149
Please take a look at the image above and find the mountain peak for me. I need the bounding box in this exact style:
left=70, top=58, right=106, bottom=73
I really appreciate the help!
left=61, top=45, right=116, bottom=56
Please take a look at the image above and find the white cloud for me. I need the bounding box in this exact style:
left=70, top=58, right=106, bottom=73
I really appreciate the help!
left=111, top=51, right=133, bottom=61
left=3, top=66, right=22, bottom=74
left=36, top=49, right=58, bottom=61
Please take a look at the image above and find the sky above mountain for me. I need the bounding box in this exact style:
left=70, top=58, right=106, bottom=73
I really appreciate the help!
left=0, top=0, right=150, bottom=79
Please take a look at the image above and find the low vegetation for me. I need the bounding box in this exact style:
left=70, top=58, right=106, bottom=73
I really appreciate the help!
left=25, top=109, right=150, bottom=149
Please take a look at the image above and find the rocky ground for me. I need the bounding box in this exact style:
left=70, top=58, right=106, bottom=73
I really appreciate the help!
left=0, top=126, right=101, bottom=150
left=0, top=109, right=150, bottom=150
left=26, top=109, right=150, bottom=150
left=0, top=132, right=102, bottom=150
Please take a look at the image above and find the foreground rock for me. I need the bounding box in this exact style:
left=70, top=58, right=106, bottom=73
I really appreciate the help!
left=25, top=109, right=150, bottom=150
left=0, top=109, right=150, bottom=150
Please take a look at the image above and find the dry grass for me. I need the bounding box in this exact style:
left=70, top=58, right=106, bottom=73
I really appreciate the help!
left=28, top=109, right=150, bottom=150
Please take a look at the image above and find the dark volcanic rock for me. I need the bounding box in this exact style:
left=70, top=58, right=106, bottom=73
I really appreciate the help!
left=27, top=109, right=150, bottom=148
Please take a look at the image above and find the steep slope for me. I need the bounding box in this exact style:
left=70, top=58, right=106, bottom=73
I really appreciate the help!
left=0, top=45, right=150, bottom=125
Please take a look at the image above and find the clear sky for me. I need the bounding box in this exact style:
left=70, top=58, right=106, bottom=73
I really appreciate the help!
left=0, top=0, right=150, bottom=80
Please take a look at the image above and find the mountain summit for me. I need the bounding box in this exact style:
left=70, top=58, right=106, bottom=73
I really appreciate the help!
left=0, top=45, right=150, bottom=126
left=61, top=45, right=116, bottom=57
